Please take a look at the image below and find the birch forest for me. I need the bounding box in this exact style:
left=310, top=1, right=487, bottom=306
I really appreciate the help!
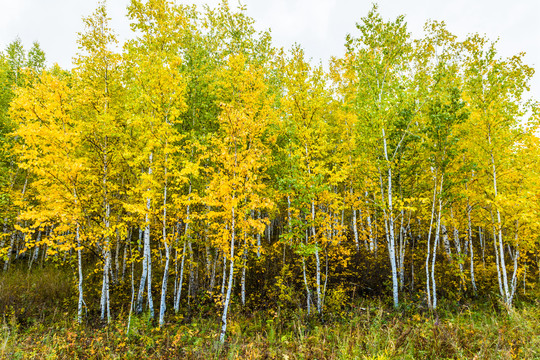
left=1, top=1, right=540, bottom=358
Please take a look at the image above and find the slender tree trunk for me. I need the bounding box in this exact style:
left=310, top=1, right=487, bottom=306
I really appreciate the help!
left=431, top=199, right=442, bottom=309
left=479, top=227, right=485, bottom=266
left=322, top=244, right=329, bottom=311
left=204, top=244, right=211, bottom=284
left=302, top=248, right=311, bottom=315
left=138, top=228, right=142, bottom=253
left=220, top=252, right=227, bottom=297
left=351, top=189, right=359, bottom=251
left=398, top=209, right=407, bottom=290
left=135, top=154, right=154, bottom=316
left=287, top=194, right=292, bottom=231
left=466, top=198, right=477, bottom=294
left=366, top=191, right=375, bottom=252
left=28, top=230, right=42, bottom=271
left=1, top=218, right=7, bottom=252
left=159, top=239, right=170, bottom=326
left=175, top=184, right=192, bottom=311
left=380, top=127, right=399, bottom=308
left=241, top=245, right=247, bottom=306
left=509, top=247, right=519, bottom=305
left=159, top=152, right=170, bottom=327
left=99, top=138, right=112, bottom=323
left=41, top=231, right=48, bottom=267
left=379, top=164, right=399, bottom=308
left=136, top=230, right=148, bottom=313
left=76, top=224, right=84, bottom=323
left=210, top=249, right=217, bottom=292
left=127, top=242, right=135, bottom=335
left=145, top=220, right=154, bottom=318
left=174, top=240, right=187, bottom=313
left=450, top=209, right=465, bottom=289
left=254, top=210, right=261, bottom=258
left=490, top=210, right=504, bottom=300
left=522, top=264, right=526, bottom=295
left=489, top=134, right=510, bottom=304
left=441, top=223, right=452, bottom=261
left=113, top=229, right=120, bottom=284
left=508, top=221, right=520, bottom=306
left=146, top=153, right=155, bottom=318
left=122, top=230, right=129, bottom=282
left=312, top=201, right=322, bottom=314
left=101, top=209, right=111, bottom=321
left=219, top=204, right=236, bottom=343
left=425, top=172, right=438, bottom=309
left=100, top=241, right=111, bottom=322
left=187, top=242, right=194, bottom=305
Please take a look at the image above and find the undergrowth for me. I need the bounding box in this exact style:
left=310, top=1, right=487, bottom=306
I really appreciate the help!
left=1, top=266, right=539, bottom=359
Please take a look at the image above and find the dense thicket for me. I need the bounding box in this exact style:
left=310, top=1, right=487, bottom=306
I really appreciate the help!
left=1, top=0, right=539, bottom=342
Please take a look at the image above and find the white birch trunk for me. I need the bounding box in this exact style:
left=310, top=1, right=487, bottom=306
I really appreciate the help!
left=479, top=227, right=485, bottom=266
left=28, top=230, right=42, bottom=271
left=302, top=253, right=311, bottom=315
left=312, top=201, right=322, bottom=314
left=431, top=200, right=442, bottom=309
left=209, top=249, right=217, bottom=292
left=1, top=218, right=7, bottom=251
left=451, top=212, right=465, bottom=288
left=398, top=210, right=407, bottom=290
left=509, top=247, right=519, bottom=305
left=466, top=200, right=477, bottom=293
left=220, top=252, right=227, bottom=297
left=159, top=238, right=170, bottom=326
left=100, top=144, right=111, bottom=323
left=490, top=210, right=504, bottom=300
left=241, top=246, right=247, bottom=306
left=174, top=240, right=187, bottom=312
left=366, top=191, right=375, bottom=252
left=76, top=223, right=84, bottom=323
left=159, top=152, right=169, bottom=327
left=351, top=188, right=359, bottom=251
left=508, top=222, right=520, bottom=306
left=145, top=152, right=154, bottom=318
left=127, top=242, right=135, bottom=335
left=425, top=171, right=438, bottom=309
left=381, top=128, right=399, bottom=308
left=122, top=232, right=128, bottom=282
left=489, top=134, right=510, bottom=304
left=114, top=229, right=120, bottom=284
left=378, top=161, right=399, bottom=309
left=254, top=210, right=261, bottom=258
left=441, top=224, right=452, bottom=261
left=136, top=231, right=148, bottom=313
left=219, top=204, right=236, bottom=343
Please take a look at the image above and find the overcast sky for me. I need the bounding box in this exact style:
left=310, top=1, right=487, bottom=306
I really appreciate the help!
left=1, top=0, right=538, bottom=100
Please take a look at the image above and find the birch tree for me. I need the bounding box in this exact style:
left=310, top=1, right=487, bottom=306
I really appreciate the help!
left=462, top=34, right=535, bottom=307
left=72, top=3, right=126, bottom=322
left=208, top=54, right=273, bottom=343
left=343, top=6, right=417, bottom=308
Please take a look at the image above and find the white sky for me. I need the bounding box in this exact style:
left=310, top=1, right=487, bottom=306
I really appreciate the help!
left=1, top=0, right=538, bottom=100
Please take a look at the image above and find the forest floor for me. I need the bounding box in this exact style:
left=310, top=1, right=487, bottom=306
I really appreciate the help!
left=1, top=265, right=540, bottom=359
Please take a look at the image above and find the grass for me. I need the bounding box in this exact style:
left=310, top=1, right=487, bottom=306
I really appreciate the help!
left=0, top=264, right=73, bottom=328
left=1, top=265, right=540, bottom=359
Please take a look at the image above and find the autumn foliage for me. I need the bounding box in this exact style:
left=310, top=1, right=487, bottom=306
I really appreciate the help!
left=1, top=0, right=539, bottom=348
